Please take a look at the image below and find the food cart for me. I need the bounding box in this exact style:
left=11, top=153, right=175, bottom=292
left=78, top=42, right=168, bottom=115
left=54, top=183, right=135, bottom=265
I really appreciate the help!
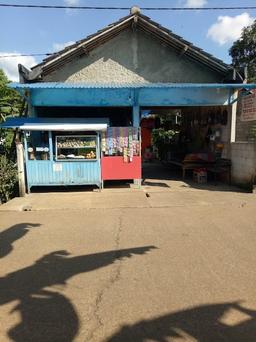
left=2, top=118, right=107, bottom=191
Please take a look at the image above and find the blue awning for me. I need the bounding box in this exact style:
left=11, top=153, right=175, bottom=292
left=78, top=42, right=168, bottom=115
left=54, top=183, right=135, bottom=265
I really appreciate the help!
left=10, top=82, right=256, bottom=90
left=0, top=117, right=109, bottom=131
left=9, top=82, right=256, bottom=107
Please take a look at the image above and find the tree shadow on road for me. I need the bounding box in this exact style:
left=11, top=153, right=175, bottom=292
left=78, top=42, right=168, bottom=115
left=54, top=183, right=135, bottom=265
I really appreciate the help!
left=0, top=246, right=156, bottom=342
left=0, top=223, right=41, bottom=258
left=107, top=301, right=256, bottom=342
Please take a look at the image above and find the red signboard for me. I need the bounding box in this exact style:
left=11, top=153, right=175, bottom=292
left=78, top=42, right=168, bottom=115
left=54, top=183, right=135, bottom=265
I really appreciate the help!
left=101, top=156, right=141, bottom=180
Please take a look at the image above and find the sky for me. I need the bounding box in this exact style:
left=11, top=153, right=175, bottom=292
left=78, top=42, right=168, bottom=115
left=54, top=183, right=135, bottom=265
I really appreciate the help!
left=0, top=0, right=255, bottom=81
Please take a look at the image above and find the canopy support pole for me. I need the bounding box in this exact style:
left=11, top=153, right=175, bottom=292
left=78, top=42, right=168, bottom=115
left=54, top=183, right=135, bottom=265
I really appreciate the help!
left=49, top=131, right=53, bottom=161
left=132, top=104, right=141, bottom=187
left=16, top=142, right=26, bottom=197
left=132, top=105, right=140, bottom=128
left=231, top=90, right=238, bottom=143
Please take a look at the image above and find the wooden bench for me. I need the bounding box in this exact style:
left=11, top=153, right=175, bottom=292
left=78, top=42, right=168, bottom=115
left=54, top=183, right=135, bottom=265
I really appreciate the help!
left=168, top=158, right=231, bottom=183
left=168, top=160, right=214, bottom=179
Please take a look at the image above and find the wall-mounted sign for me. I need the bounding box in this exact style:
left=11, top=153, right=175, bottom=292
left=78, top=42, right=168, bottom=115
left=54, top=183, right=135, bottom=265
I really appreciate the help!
left=241, top=89, right=256, bottom=122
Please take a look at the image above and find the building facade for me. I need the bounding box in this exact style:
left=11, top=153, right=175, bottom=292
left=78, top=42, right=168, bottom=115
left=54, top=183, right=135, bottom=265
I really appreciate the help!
left=2, top=8, right=256, bottom=191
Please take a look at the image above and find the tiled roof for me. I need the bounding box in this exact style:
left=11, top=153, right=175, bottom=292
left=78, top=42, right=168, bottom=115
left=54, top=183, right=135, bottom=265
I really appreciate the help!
left=23, top=12, right=231, bottom=81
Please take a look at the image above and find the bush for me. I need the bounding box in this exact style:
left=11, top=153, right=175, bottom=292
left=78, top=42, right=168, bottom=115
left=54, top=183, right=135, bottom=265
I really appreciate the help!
left=152, top=128, right=176, bottom=160
left=0, top=154, right=18, bottom=203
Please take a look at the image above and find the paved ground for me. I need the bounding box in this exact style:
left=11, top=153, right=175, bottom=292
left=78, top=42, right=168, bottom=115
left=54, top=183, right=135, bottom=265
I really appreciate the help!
left=1, top=165, right=256, bottom=341
left=0, top=164, right=251, bottom=212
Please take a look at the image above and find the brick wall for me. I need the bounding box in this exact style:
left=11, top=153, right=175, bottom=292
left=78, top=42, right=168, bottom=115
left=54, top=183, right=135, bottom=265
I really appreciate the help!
left=236, top=96, right=256, bottom=142
left=229, top=94, right=256, bottom=187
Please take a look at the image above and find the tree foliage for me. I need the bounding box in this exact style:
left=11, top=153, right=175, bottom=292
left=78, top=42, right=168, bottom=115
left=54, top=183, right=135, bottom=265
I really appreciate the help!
left=0, top=69, right=20, bottom=202
left=0, top=68, right=22, bottom=120
left=229, top=20, right=256, bottom=82
left=0, top=154, right=18, bottom=203
left=0, top=69, right=23, bottom=152
left=152, top=128, right=177, bottom=160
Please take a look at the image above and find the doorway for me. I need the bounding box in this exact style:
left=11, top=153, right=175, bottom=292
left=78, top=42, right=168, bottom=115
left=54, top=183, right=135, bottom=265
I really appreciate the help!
left=140, top=106, right=231, bottom=187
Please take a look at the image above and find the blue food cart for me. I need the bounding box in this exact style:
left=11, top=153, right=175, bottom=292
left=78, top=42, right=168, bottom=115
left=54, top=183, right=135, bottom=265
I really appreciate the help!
left=2, top=117, right=108, bottom=192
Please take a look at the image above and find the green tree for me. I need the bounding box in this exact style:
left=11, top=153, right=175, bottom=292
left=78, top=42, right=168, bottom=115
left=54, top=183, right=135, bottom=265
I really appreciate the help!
left=0, top=68, right=22, bottom=120
left=0, top=154, right=18, bottom=203
left=0, top=69, right=20, bottom=202
left=0, top=69, right=23, bottom=151
left=229, top=20, right=256, bottom=82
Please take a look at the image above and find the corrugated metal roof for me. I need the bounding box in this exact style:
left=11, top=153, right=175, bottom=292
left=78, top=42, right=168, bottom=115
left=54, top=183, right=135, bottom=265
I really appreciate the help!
left=10, top=82, right=256, bottom=90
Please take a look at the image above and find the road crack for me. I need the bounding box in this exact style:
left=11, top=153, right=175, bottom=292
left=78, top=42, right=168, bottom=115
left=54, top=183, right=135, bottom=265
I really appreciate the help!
left=87, top=214, right=123, bottom=341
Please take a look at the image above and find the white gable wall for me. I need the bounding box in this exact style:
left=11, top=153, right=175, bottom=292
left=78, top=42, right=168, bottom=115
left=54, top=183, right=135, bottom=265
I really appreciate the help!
left=43, top=29, right=224, bottom=83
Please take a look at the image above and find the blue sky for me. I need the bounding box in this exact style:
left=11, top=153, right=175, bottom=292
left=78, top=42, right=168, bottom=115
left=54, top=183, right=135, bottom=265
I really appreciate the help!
left=0, top=0, right=255, bottom=80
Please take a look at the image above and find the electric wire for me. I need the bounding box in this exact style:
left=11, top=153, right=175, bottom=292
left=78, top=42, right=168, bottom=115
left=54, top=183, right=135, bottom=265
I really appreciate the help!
left=0, top=3, right=255, bottom=11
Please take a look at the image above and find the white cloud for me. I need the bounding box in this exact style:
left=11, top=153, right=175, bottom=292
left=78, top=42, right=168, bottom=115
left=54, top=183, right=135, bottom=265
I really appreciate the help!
left=52, top=41, right=75, bottom=52
left=64, top=0, right=79, bottom=5
left=64, top=0, right=80, bottom=14
left=0, top=52, right=37, bottom=81
left=184, top=0, right=207, bottom=7
left=207, top=12, right=255, bottom=45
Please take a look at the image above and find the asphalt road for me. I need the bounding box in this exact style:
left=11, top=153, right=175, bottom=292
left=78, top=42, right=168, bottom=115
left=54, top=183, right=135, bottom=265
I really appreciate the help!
left=1, top=191, right=256, bottom=341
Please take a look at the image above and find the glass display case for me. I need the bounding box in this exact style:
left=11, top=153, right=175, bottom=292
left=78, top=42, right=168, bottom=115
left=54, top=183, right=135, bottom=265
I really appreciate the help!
left=26, top=131, right=50, bottom=160
left=56, top=135, right=98, bottom=161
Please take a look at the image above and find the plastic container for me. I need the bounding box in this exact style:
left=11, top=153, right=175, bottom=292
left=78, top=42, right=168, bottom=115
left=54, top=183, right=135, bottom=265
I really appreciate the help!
left=193, top=168, right=207, bottom=184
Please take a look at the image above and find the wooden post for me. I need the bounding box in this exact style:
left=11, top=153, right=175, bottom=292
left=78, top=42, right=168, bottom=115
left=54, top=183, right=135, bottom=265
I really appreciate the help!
left=16, top=142, right=26, bottom=197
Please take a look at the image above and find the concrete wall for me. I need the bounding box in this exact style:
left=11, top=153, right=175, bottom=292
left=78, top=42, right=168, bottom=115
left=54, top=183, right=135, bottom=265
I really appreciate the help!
left=231, top=142, right=256, bottom=186
left=230, top=97, right=256, bottom=187
left=44, top=29, right=223, bottom=84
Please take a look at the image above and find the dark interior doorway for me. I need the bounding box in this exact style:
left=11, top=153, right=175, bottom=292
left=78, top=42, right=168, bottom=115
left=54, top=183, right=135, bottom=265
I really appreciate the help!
left=36, top=106, right=133, bottom=127
left=140, top=105, right=230, bottom=185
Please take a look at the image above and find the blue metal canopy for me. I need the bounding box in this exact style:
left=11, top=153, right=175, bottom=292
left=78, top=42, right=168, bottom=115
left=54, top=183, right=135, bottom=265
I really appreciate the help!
left=10, top=82, right=256, bottom=89
left=9, top=82, right=256, bottom=107
left=0, top=117, right=109, bottom=130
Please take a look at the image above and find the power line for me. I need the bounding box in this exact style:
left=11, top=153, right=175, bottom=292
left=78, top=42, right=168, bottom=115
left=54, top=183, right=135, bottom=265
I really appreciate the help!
left=0, top=53, right=53, bottom=58
left=0, top=3, right=255, bottom=11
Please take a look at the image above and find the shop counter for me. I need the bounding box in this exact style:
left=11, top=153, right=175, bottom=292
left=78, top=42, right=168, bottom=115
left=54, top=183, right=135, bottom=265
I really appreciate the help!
left=26, top=160, right=101, bottom=191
